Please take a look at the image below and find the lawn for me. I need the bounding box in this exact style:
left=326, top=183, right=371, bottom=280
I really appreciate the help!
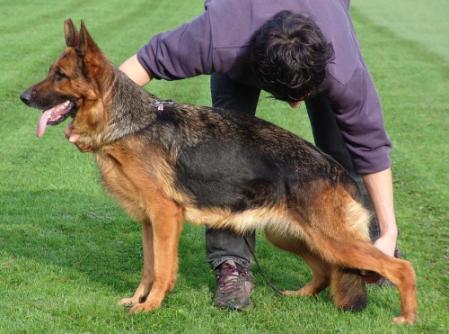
left=0, top=0, right=448, bottom=333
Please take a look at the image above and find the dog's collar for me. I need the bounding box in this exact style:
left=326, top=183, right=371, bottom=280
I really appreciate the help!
left=153, top=99, right=176, bottom=112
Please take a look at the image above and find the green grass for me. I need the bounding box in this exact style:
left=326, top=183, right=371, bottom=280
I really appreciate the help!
left=1, top=0, right=448, bottom=333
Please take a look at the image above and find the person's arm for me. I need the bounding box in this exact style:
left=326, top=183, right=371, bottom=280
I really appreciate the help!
left=133, top=11, right=213, bottom=81
left=362, top=168, right=398, bottom=256
left=119, top=54, right=151, bottom=86
left=120, top=9, right=213, bottom=84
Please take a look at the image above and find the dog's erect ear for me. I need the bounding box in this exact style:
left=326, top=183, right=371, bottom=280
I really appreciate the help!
left=77, top=20, right=109, bottom=79
left=78, top=20, right=101, bottom=57
left=64, top=18, right=79, bottom=48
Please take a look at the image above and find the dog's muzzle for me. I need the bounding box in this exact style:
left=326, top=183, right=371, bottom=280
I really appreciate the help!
left=20, top=88, right=35, bottom=106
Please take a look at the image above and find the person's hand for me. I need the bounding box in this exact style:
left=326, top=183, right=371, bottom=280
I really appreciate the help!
left=373, top=231, right=397, bottom=257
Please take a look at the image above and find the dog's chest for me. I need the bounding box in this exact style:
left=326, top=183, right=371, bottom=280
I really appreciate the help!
left=95, top=147, right=187, bottom=212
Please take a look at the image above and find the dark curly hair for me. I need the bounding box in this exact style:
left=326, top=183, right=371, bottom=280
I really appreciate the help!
left=250, top=11, right=334, bottom=102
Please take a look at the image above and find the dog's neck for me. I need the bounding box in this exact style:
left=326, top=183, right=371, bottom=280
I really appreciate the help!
left=103, top=69, right=160, bottom=143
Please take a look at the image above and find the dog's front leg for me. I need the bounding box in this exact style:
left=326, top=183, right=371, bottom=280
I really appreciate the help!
left=129, top=199, right=183, bottom=313
left=119, top=220, right=154, bottom=307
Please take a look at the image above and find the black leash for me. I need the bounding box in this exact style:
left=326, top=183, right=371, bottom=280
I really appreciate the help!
left=243, top=235, right=284, bottom=296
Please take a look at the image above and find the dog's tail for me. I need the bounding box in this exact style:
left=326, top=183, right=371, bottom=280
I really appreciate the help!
left=331, top=267, right=367, bottom=311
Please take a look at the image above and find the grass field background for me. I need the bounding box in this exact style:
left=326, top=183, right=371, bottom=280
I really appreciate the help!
left=1, top=0, right=448, bottom=333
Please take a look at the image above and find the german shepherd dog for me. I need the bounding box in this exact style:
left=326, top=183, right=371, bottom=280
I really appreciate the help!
left=20, top=20, right=416, bottom=324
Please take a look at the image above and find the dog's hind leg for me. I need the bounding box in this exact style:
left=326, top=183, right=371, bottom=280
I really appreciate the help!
left=283, top=251, right=330, bottom=297
left=305, top=230, right=416, bottom=324
left=297, top=185, right=417, bottom=323
left=264, top=229, right=330, bottom=297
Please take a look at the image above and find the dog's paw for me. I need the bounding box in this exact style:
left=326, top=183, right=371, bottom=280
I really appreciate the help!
left=129, top=298, right=162, bottom=313
left=392, top=315, right=416, bottom=325
left=282, top=287, right=316, bottom=297
left=118, top=297, right=140, bottom=307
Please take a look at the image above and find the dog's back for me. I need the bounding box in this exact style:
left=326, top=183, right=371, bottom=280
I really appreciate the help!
left=120, top=90, right=361, bottom=213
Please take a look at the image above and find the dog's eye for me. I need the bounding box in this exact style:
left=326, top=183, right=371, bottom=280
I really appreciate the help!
left=54, top=70, right=67, bottom=81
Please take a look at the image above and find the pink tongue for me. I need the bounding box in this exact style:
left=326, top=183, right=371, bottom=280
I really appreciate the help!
left=36, top=102, right=69, bottom=138
left=36, top=107, right=55, bottom=138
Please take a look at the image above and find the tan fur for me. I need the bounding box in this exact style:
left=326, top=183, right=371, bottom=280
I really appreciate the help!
left=344, top=194, right=371, bottom=240
left=185, top=204, right=307, bottom=240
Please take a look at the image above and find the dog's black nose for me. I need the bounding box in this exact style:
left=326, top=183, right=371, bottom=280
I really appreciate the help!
left=20, top=89, right=33, bottom=106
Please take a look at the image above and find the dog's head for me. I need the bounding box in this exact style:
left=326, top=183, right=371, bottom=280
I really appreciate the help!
left=20, top=19, right=113, bottom=146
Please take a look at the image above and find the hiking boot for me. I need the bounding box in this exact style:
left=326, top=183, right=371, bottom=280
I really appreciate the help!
left=213, top=260, right=253, bottom=311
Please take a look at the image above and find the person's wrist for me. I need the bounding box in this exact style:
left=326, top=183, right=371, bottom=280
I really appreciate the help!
left=379, top=223, right=398, bottom=240
left=373, top=223, right=398, bottom=257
